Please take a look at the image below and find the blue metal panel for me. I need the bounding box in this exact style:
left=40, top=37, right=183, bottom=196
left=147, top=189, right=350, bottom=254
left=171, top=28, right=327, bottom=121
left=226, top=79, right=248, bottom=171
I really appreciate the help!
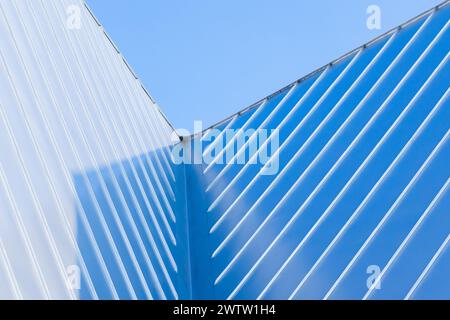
left=0, top=0, right=448, bottom=300
left=184, top=2, right=450, bottom=300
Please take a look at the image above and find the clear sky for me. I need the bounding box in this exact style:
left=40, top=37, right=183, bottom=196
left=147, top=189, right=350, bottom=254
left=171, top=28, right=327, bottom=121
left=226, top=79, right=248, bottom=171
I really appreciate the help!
left=86, top=0, right=443, bottom=133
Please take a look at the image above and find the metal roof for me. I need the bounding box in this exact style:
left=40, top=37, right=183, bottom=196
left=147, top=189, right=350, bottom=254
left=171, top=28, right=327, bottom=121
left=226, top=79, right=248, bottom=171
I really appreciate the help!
left=189, top=0, right=449, bottom=140
left=0, top=0, right=448, bottom=300
left=0, top=0, right=183, bottom=299
left=186, top=1, right=450, bottom=299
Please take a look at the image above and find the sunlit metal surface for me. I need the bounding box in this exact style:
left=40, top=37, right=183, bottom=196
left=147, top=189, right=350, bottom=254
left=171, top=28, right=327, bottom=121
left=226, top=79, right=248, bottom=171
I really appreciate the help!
left=0, top=0, right=448, bottom=300
left=0, top=0, right=187, bottom=300
left=185, top=2, right=450, bottom=300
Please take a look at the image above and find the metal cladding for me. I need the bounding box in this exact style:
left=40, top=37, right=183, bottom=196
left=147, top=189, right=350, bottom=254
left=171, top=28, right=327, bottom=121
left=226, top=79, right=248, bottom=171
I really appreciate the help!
left=0, top=0, right=187, bottom=300
left=0, top=0, right=449, bottom=300
left=186, top=2, right=450, bottom=300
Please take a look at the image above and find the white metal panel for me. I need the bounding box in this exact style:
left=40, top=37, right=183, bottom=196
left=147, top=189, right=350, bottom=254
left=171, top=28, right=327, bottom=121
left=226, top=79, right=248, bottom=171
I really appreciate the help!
left=0, top=0, right=185, bottom=300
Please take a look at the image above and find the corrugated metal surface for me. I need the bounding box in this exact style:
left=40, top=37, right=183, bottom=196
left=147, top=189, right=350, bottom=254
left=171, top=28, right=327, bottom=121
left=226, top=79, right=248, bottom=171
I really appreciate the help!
left=0, top=0, right=449, bottom=300
left=185, top=2, right=450, bottom=299
left=0, top=0, right=189, bottom=300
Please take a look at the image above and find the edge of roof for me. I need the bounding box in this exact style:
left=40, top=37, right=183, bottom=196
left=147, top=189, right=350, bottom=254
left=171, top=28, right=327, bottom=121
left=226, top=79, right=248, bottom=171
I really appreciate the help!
left=187, top=0, right=449, bottom=140
left=82, top=1, right=181, bottom=141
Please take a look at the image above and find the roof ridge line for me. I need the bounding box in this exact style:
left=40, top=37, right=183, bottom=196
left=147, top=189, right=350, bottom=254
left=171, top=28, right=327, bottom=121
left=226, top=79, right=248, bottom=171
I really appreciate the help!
left=82, top=1, right=181, bottom=140
left=187, top=0, right=449, bottom=140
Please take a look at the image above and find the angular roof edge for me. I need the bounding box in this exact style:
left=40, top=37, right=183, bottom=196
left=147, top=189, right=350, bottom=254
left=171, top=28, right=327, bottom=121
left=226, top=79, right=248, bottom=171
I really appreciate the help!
left=82, top=1, right=181, bottom=141
left=187, top=0, right=449, bottom=140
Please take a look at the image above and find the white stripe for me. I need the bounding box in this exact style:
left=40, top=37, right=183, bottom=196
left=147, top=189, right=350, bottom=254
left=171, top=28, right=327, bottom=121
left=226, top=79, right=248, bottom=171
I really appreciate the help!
left=84, top=5, right=178, bottom=247
left=284, top=87, right=450, bottom=300
left=127, top=85, right=178, bottom=221
left=9, top=0, right=102, bottom=299
left=209, top=67, right=330, bottom=233
left=82, top=10, right=179, bottom=297
left=201, top=128, right=213, bottom=142
left=204, top=94, right=274, bottom=174
left=80, top=0, right=179, bottom=297
left=319, top=55, right=450, bottom=300
left=39, top=0, right=150, bottom=298
left=262, top=15, right=446, bottom=298
left=138, top=95, right=177, bottom=186
left=0, top=225, right=24, bottom=300
left=288, top=15, right=446, bottom=298
left=319, top=132, right=449, bottom=301
left=143, top=99, right=177, bottom=183
left=88, top=12, right=179, bottom=244
left=43, top=0, right=171, bottom=298
left=130, top=80, right=178, bottom=214
left=212, top=50, right=364, bottom=264
left=206, top=51, right=361, bottom=195
left=324, top=130, right=448, bottom=300
left=75, top=3, right=178, bottom=297
left=405, top=234, right=450, bottom=300
left=218, top=8, right=435, bottom=237
left=26, top=0, right=130, bottom=298
left=0, top=163, right=51, bottom=299
left=135, top=85, right=177, bottom=202
left=59, top=2, right=160, bottom=299
left=0, top=4, right=79, bottom=299
left=255, top=32, right=411, bottom=299
left=103, top=27, right=181, bottom=297
left=363, top=180, right=450, bottom=300
left=202, top=115, right=240, bottom=158
left=205, top=84, right=298, bottom=191
left=206, top=87, right=298, bottom=208
left=216, top=50, right=363, bottom=296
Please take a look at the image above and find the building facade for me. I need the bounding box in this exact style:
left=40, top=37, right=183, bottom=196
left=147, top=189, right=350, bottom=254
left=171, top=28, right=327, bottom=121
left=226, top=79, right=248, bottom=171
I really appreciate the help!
left=0, top=0, right=449, bottom=299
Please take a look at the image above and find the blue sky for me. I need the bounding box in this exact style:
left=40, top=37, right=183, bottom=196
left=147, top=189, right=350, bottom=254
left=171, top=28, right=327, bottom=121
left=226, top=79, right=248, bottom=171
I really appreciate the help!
left=86, top=0, right=443, bottom=133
